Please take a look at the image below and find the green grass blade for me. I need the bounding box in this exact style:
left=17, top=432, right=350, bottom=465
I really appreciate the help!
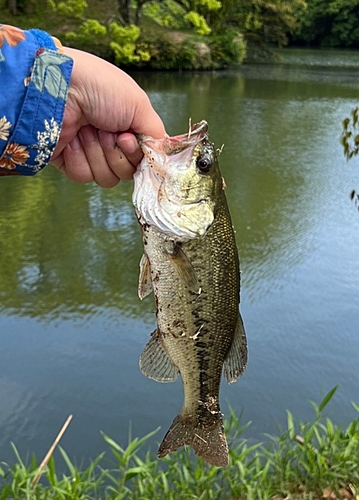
left=318, top=386, right=338, bottom=413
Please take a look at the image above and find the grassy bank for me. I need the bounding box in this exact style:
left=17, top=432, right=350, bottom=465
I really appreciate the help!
left=0, top=388, right=358, bottom=499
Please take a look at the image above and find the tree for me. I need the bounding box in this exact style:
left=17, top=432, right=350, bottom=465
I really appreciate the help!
left=294, top=0, right=332, bottom=45
left=146, top=0, right=222, bottom=35
left=50, top=0, right=156, bottom=27
left=294, top=0, right=359, bottom=47
left=117, top=0, right=156, bottom=26
left=326, top=0, right=359, bottom=47
left=233, top=0, right=307, bottom=46
left=117, top=0, right=131, bottom=25
left=175, top=0, right=221, bottom=32
left=214, top=0, right=306, bottom=46
left=8, top=0, right=17, bottom=15
left=49, top=0, right=151, bottom=64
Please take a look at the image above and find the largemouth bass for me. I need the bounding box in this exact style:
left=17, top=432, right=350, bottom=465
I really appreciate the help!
left=132, top=120, right=247, bottom=467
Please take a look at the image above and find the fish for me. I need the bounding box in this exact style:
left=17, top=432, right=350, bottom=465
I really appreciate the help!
left=132, top=120, right=247, bottom=467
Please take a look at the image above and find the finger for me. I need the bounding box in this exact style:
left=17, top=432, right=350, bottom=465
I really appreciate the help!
left=98, top=130, right=136, bottom=180
left=62, top=136, right=95, bottom=183
left=116, top=133, right=143, bottom=168
left=50, top=153, right=64, bottom=170
left=79, top=125, right=120, bottom=188
left=131, top=92, right=165, bottom=139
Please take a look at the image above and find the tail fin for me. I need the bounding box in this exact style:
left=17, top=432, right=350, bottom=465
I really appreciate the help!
left=157, top=413, right=229, bottom=467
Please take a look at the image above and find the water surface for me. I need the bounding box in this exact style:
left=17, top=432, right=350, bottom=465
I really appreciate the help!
left=1, top=49, right=359, bottom=465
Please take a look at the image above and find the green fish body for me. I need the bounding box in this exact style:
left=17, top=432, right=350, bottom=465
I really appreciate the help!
left=133, top=121, right=247, bottom=467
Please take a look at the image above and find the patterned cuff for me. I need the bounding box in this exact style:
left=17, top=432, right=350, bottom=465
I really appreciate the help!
left=0, top=29, right=73, bottom=176
left=29, top=29, right=60, bottom=51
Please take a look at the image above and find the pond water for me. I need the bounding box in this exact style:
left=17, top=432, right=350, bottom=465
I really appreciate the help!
left=1, top=48, right=359, bottom=466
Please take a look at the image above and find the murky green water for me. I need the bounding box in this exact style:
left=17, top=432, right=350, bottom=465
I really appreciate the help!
left=1, top=49, right=359, bottom=465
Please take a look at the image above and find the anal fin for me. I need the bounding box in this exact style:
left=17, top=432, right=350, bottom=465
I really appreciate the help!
left=139, top=329, right=178, bottom=382
left=223, top=312, right=247, bottom=384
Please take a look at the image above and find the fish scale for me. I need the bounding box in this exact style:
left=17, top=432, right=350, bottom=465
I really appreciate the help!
left=133, top=120, right=247, bottom=467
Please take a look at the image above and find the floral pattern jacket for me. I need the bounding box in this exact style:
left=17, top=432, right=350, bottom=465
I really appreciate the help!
left=0, top=25, right=73, bottom=176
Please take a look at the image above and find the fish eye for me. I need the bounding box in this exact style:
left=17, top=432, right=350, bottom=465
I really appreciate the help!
left=196, top=154, right=213, bottom=173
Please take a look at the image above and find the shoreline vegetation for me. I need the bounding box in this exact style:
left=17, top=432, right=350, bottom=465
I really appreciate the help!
left=3, top=0, right=359, bottom=70
left=1, top=388, right=359, bottom=499
left=1, top=0, right=249, bottom=70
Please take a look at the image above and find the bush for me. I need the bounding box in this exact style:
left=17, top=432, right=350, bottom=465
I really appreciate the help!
left=184, top=11, right=211, bottom=36
left=140, top=29, right=246, bottom=70
left=109, top=23, right=150, bottom=65
left=210, top=28, right=247, bottom=67
left=140, top=34, right=208, bottom=70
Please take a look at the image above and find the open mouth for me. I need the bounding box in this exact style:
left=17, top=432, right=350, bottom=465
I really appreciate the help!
left=164, top=120, right=208, bottom=156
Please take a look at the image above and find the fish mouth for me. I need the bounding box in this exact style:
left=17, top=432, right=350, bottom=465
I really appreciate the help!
left=133, top=120, right=214, bottom=239
left=137, top=120, right=209, bottom=156
left=163, top=120, right=208, bottom=155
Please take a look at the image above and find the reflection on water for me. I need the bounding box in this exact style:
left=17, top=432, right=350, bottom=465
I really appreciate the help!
left=0, top=176, right=154, bottom=321
left=276, top=47, right=359, bottom=68
left=1, top=49, right=359, bottom=465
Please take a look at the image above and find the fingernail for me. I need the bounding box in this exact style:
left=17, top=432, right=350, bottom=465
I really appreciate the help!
left=117, top=136, right=137, bottom=154
left=100, top=132, right=116, bottom=148
left=80, top=126, right=96, bottom=143
left=69, top=136, right=81, bottom=151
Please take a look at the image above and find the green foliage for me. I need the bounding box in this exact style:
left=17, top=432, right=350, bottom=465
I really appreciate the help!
left=0, top=389, right=358, bottom=499
left=173, top=0, right=222, bottom=13
left=198, top=0, right=221, bottom=11
left=294, top=0, right=359, bottom=47
left=341, top=107, right=359, bottom=161
left=275, top=387, right=359, bottom=493
left=209, top=28, right=247, bottom=66
left=48, top=1, right=151, bottom=65
left=143, top=1, right=183, bottom=29
left=142, top=27, right=246, bottom=69
left=144, top=0, right=221, bottom=34
left=65, top=19, right=107, bottom=44
left=49, top=0, right=109, bottom=50
left=341, top=107, right=359, bottom=210
left=211, top=0, right=306, bottom=48
left=48, top=0, right=88, bottom=19
left=184, top=11, right=211, bottom=35
left=109, top=22, right=140, bottom=45
left=109, top=22, right=150, bottom=65
left=143, top=34, right=207, bottom=69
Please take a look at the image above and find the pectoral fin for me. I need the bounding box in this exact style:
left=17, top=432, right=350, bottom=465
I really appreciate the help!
left=139, top=329, right=179, bottom=382
left=223, top=313, right=247, bottom=384
left=138, top=253, right=153, bottom=300
left=165, top=243, right=200, bottom=294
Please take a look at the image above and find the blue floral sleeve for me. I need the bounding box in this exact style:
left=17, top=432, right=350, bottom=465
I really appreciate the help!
left=0, top=25, right=73, bottom=176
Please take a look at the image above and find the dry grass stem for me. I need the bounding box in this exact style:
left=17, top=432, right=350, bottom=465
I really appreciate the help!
left=31, top=414, right=73, bottom=489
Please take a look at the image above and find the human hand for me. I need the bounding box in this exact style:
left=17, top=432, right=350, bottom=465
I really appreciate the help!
left=50, top=47, right=165, bottom=187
